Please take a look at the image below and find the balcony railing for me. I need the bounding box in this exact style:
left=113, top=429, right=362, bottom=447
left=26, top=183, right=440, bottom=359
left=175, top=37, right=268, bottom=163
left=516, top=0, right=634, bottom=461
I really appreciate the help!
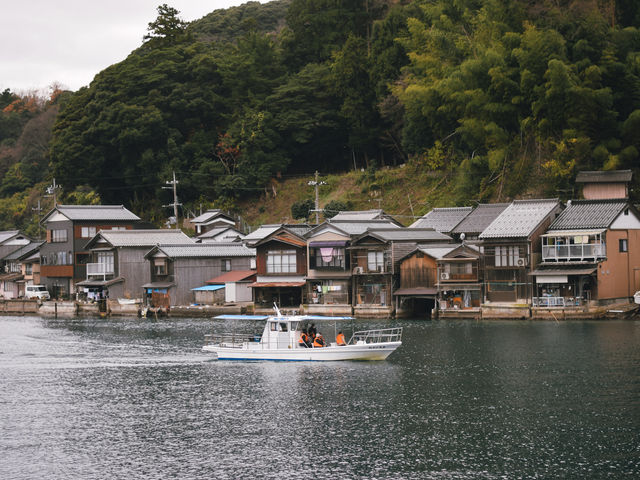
left=87, top=263, right=114, bottom=278
left=542, top=243, right=605, bottom=261
left=533, top=296, right=584, bottom=307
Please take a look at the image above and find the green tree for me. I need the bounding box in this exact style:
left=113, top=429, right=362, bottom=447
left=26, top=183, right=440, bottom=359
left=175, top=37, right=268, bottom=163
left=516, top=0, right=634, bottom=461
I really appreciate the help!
left=291, top=198, right=315, bottom=221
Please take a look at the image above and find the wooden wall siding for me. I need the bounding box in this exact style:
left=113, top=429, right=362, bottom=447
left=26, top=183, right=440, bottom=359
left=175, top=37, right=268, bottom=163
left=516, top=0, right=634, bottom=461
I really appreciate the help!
left=583, top=183, right=628, bottom=200
left=392, top=243, right=418, bottom=274
left=400, top=254, right=438, bottom=288
left=118, top=248, right=154, bottom=299
left=40, top=265, right=74, bottom=277
left=256, top=243, right=306, bottom=275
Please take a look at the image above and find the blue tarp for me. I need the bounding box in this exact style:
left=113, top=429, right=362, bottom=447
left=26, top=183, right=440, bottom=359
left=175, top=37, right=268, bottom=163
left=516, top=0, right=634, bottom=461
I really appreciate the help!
left=191, top=285, right=225, bottom=291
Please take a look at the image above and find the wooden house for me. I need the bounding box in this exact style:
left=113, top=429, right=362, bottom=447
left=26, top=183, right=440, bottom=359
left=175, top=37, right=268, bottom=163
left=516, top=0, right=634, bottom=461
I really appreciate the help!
left=249, top=226, right=311, bottom=310
left=479, top=199, right=563, bottom=304
left=0, top=241, right=43, bottom=298
left=144, top=243, right=255, bottom=307
left=186, top=209, right=236, bottom=235
left=79, top=229, right=193, bottom=301
left=575, top=170, right=632, bottom=200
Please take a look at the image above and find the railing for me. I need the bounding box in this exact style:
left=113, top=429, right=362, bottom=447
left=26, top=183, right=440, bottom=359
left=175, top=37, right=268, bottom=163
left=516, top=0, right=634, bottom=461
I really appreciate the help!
left=86, top=263, right=114, bottom=277
left=350, top=327, right=403, bottom=344
left=542, top=244, right=605, bottom=261
left=204, top=332, right=262, bottom=348
left=532, top=297, right=583, bottom=307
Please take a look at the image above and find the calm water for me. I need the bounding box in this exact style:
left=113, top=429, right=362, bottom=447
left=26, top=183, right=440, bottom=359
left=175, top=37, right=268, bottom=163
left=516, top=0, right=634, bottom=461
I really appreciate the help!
left=1, top=316, right=639, bottom=479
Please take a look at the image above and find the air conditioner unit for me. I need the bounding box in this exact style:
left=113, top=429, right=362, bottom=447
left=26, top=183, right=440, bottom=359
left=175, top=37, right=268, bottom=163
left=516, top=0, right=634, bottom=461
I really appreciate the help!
left=440, top=272, right=450, bottom=280
left=353, top=266, right=364, bottom=274
left=516, top=258, right=526, bottom=267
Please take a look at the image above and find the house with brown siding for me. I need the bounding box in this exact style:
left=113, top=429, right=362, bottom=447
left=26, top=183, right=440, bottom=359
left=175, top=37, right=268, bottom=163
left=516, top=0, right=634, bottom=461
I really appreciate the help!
left=39, top=205, right=141, bottom=298
left=249, top=226, right=311, bottom=311
left=531, top=199, right=640, bottom=308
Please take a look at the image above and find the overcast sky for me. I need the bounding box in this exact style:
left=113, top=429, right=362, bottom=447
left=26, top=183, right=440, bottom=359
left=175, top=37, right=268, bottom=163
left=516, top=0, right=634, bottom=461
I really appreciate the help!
left=1, top=1, right=268, bottom=94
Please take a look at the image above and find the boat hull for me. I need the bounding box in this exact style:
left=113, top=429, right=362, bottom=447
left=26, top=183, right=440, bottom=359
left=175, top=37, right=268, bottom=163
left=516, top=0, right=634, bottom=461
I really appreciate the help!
left=202, top=342, right=401, bottom=361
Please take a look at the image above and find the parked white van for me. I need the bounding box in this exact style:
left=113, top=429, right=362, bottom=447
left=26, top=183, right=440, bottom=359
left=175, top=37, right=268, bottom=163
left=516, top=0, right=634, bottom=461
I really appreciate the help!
left=25, top=285, right=50, bottom=300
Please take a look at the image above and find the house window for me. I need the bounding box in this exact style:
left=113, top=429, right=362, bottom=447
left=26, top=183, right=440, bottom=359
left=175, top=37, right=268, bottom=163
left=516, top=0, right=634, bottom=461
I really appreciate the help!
left=154, top=258, right=167, bottom=275
left=266, top=249, right=297, bottom=273
left=367, top=251, right=385, bottom=272
left=110, top=226, right=127, bottom=231
left=311, top=248, right=345, bottom=269
left=222, top=259, right=231, bottom=272
left=25, top=263, right=32, bottom=275
left=97, top=252, right=114, bottom=271
left=494, top=246, right=520, bottom=267
left=619, top=239, right=628, bottom=253
left=50, top=229, right=68, bottom=243
left=81, top=227, right=96, bottom=238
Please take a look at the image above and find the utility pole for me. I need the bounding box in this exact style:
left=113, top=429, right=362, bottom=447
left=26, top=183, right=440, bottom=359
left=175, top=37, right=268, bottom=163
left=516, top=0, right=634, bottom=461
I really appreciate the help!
left=308, top=171, right=326, bottom=224
left=46, top=178, right=61, bottom=206
left=32, top=199, right=43, bottom=240
left=162, top=171, right=181, bottom=229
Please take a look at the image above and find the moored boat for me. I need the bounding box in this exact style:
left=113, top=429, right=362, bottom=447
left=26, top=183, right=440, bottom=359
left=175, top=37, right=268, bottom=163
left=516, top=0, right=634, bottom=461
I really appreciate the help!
left=202, top=308, right=402, bottom=361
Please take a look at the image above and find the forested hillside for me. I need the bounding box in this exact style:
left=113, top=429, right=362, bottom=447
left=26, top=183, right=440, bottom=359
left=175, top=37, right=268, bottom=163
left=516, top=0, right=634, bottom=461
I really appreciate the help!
left=2, top=0, right=640, bottom=232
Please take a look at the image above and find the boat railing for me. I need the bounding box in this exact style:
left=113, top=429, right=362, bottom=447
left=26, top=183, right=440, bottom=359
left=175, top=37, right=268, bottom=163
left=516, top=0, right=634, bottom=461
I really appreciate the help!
left=204, top=332, right=262, bottom=348
left=350, top=327, right=402, bottom=345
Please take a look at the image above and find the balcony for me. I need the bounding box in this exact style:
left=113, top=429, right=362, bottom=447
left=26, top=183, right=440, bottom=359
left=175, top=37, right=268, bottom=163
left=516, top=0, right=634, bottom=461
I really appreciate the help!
left=542, top=243, right=605, bottom=262
left=87, top=263, right=114, bottom=279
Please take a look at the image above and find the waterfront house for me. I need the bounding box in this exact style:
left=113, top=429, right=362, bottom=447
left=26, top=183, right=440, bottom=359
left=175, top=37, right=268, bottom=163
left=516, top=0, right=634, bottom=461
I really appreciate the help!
left=410, top=207, right=473, bottom=234
left=436, top=244, right=482, bottom=315
left=248, top=225, right=311, bottom=310
left=39, top=205, right=141, bottom=298
left=0, top=231, right=32, bottom=268
left=350, top=227, right=451, bottom=317
left=144, top=242, right=255, bottom=307
left=0, top=241, right=43, bottom=298
left=479, top=199, right=563, bottom=307
left=302, top=216, right=401, bottom=314
left=531, top=199, right=640, bottom=308
left=78, top=229, right=193, bottom=301
left=186, top=209, right=236, bottom=235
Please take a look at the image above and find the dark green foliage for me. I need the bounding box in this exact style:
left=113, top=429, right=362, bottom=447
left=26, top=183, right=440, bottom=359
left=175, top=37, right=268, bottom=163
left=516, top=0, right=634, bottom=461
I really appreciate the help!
left=291, top=198, right=315, bottom=220
left=323, top=199, right=350, bottom=219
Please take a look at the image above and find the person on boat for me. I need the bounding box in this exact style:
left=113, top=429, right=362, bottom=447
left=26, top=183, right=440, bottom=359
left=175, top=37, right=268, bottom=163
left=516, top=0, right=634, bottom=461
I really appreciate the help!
left=299, top=328, right=310, bottom=348
left=313, top=332, right=326, bottom=348
left=308, top=323, right=317, bottom=341
left=336, top=331, right=347, bottom=346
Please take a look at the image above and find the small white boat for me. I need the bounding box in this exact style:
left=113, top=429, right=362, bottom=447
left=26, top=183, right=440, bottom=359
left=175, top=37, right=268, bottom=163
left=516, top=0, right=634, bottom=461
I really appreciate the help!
left=202, top=307, right=402, bottom=361
left=635, top=291, right=640, bottom=304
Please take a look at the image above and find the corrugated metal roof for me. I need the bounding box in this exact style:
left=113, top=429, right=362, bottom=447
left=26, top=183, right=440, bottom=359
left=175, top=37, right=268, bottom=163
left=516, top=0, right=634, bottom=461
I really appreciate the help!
left=154, top=243, right=255, bottom=258
left=548, top=200, right=628, bottom=230
left=53, top=205, right=140, bottom=221
left=192, top=284, right=225, bottom=291
left=530, top=263, right=598, bottom=276
left=410, top=207, right=473, bottom=232
left=97, top=229, right=193, bottom=247
left=451, top=203, right=510, bottom=234
left=575, top=170, right=632, bottom=183
left=479, top=199, right=561, bottom=239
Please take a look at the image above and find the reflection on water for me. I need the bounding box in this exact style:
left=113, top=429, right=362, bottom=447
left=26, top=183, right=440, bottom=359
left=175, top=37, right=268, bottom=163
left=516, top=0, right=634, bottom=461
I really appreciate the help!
left=1, top=316, right=639, bottom=479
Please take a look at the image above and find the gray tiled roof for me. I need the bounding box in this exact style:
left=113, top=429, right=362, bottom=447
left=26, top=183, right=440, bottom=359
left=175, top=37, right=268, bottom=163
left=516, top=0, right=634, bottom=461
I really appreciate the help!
left=3, top=241, right=44, bottom=260
left=97, top=229, right=193, bottom=247
left=53, top=205, right=140, bottom=221
left=451, top=203, right=510, bottom=235
left=548, top=200, right=628, bottom=231
left=190, top=209, right=232, bottom=224
left=154, top=243, right=255, bottom=258
left=327, top=220, right=400, bottom=236
left=331, top=210, right=396, bottom=222
left=243, top=224, right=313, bottom=244
left=410, top=207, right=473, bottom=232
left=575, top=170, right=632, bottom=183
left=417, top=244, right=459, bottom=259
left=197, top=227, right=243, bottom=239
left=366, top=228, right=451, bottom=242
left=480, top=199, right=561, bottom=239
left=0, top=230, right=20, bottom=244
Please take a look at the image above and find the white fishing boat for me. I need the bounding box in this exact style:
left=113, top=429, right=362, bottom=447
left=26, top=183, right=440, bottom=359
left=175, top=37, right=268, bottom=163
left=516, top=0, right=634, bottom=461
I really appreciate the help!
left=202, top=306, right=402, bottom=361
